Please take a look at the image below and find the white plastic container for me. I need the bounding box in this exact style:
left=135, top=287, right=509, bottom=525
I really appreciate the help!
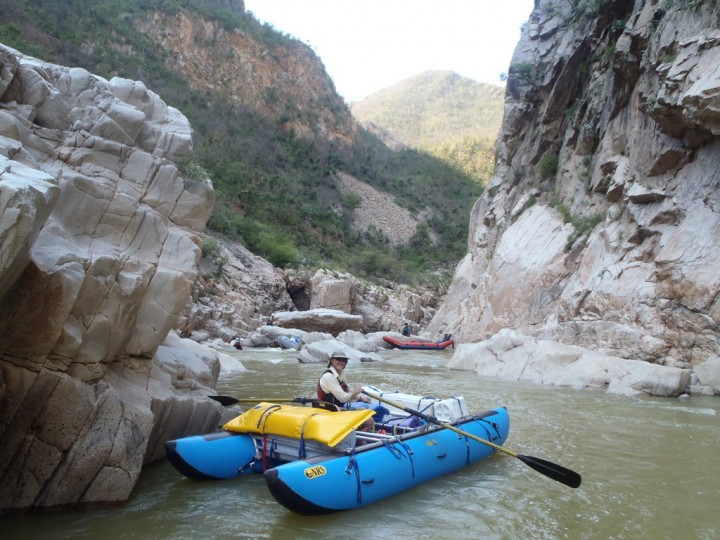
left=432, top=398, right=469, bottom=422
left=364, top=387, right=469, bottom=422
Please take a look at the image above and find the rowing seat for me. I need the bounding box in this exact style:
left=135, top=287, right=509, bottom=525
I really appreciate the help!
left=312, top=401, right=341, bottom=412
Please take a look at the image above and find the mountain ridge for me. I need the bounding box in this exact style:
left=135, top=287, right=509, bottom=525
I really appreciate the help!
left=351, top=70, right=504, bottom=184
left=352, top=70, right=504, bottom=145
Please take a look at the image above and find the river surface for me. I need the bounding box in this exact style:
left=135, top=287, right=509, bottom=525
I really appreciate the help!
left=3, top=348, right=719, bottom=539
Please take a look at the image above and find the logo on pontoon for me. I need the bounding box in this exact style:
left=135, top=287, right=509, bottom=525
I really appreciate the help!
left=304, top=465, right=327, bottom=479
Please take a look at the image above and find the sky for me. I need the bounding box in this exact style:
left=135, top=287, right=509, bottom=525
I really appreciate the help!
left=243, top=0, right=536, bottom=102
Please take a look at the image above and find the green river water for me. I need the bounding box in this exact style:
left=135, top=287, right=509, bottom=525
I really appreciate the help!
left=3, top=348, right=718, bottom=539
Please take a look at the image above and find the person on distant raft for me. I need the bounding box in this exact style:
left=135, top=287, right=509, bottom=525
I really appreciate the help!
left=402, top=322, right=411, bottom=336
left=317, top=351, right=387, bottom=428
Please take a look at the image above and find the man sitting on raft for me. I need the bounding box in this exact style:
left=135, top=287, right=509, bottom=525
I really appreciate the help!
left=317, top=351, right=387, bottom=428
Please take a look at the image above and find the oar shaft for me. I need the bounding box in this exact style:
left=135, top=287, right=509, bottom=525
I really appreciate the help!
left=232, top=398, right=316, bottom=403
left=430, top=417, right=518, bottom=457
left=208, top=395, right=318, bottom=405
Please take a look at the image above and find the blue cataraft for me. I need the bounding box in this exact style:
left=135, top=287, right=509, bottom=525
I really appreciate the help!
left=264, top=405, right=509, bottom=514
left=165, top=389, right=511, bottom=515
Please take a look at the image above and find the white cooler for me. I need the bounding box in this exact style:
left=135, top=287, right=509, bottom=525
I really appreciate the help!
left=364, top=387, right=469, bottom=422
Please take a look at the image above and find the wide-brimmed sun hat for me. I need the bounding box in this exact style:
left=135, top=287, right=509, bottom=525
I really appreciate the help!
left=328, top=351, right=349, bottom=366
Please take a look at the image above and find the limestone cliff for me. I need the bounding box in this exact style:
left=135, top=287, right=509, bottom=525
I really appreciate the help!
left=428, top=0, right=720, bottom=372
left=0, top=45, right=227, bottom=512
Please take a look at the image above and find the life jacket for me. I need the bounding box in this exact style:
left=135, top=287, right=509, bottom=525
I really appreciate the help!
left=316, top=368, right=349, bottom=406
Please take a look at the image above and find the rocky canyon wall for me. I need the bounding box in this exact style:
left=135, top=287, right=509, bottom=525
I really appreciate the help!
left=0, top=45, right=225, bottom=512
left=428, top=0, right=720, bottom=373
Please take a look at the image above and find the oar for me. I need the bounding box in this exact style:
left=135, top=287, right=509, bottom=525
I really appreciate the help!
left=364, top=390, right=582, bottom=489
left=208, top=395, right=319, bottom=406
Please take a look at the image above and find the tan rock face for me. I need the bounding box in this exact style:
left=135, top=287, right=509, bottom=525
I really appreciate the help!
left=135, top=11, right=356, bottom=149
left=0, top=45, right=221, bottom=511
left=428, top=1, right=720, bottom=372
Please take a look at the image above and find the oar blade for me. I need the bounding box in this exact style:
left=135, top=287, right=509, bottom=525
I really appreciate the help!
left=517, top=454, right=582, bottom=488
left=208, top=395, right=239, bottom=406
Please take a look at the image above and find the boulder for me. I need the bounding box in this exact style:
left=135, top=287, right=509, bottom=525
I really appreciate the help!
left=449, top=329, right=691, bottom=398
left=367, top=332, right=398, bottom=350
left=255, top=324, right=332, bottom=347
left=271, top=308, right=363, bottom=335
left=693, top=356, right=720, bottom=395
left=337, top=329, right=384, bottom=353
left=297, top=340, right=384, bottom=364
left=309, top=269, right=352, bottom=312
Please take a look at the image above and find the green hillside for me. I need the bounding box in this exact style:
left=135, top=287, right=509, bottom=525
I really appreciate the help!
left=352, top=71, right=504, bottom=184
left=0, top=0, right=486, bottom=291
